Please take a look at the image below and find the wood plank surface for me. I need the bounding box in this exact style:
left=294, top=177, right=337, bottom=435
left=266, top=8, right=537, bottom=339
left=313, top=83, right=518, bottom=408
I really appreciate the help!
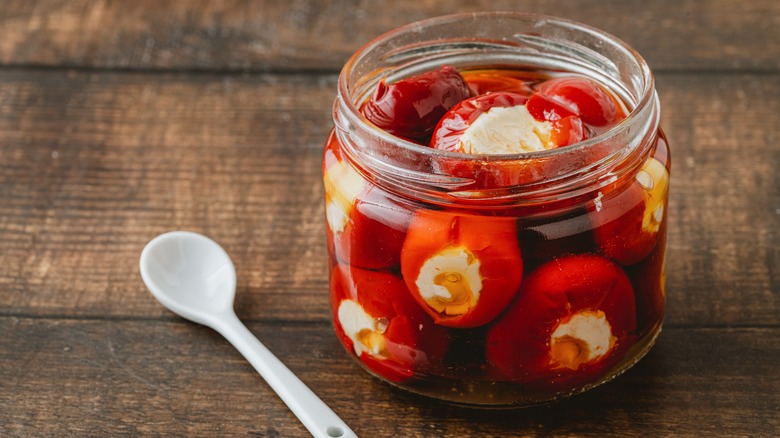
left=0, top=1, right=778, bottom=437
left=1, top=318, right=777, bottom=437
left=0, top=0, right=778, bottom=72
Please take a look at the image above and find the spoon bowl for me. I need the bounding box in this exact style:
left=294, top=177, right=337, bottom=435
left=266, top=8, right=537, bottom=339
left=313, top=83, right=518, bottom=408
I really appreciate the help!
left=139, top=231, right=355, bottom=438
left=140, top=231, right=236, bottom=324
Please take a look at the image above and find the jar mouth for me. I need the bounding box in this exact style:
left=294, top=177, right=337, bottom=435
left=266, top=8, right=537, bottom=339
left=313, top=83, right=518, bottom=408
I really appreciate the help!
left=335, top=12, right=659, bottom=202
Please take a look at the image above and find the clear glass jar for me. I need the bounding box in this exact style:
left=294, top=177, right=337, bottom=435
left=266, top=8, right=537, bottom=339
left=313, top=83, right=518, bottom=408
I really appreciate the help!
left=323, top=12, right=669, bottom=406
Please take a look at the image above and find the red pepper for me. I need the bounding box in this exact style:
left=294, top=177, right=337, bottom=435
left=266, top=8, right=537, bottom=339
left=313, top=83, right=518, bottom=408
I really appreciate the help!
left=592, top=157, right=670, bottom=265
left=323, top=134, right=367, bottom=239
left=361, top=65, right=471, bottom=144
left=330, top=265, right=450, bottom=383
left=485, top=254, right=636, bottom=387
left=334, top=185, right=412, bottom=270
left=524, top=92, right=588, bottom=147
left=324, top=129, right=414, bottom=270
left=428, top=91, right=587, bottom=189
left=430, top=90, right=586, bottom=151
left=400, top=210, right=523, bottom=328
left=537, top=76, right=625, bottom=127
left=429, top=91, right=529, bottom=153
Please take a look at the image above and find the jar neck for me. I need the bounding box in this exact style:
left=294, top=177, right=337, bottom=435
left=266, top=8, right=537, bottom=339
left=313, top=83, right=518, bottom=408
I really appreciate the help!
left=333, top=12, right=660, bottom=207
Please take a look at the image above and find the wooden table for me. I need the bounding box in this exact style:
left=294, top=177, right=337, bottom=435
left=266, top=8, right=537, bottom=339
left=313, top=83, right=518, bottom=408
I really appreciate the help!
left=1, top=1, right=777, bottom=436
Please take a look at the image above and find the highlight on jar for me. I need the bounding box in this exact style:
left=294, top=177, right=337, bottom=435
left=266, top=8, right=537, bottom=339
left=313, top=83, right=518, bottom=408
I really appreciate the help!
left=322, top=12, right=670, bottom=406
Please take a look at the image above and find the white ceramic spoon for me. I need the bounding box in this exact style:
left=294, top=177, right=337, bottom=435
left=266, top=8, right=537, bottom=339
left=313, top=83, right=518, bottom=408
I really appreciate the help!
left=139, top=231, right=356, bottom=438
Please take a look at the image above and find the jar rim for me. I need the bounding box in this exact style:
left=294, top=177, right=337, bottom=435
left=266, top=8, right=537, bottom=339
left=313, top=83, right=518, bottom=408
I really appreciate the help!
left=334, top=11, right=659, bottom=201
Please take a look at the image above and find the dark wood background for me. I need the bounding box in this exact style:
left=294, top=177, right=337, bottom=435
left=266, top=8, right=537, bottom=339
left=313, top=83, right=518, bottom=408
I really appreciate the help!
left=1, top=1, right=777, bottom=436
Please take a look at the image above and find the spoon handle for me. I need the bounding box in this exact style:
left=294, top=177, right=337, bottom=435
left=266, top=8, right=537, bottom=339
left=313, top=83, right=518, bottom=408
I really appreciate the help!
left=214, top=311, right=357, bottom=438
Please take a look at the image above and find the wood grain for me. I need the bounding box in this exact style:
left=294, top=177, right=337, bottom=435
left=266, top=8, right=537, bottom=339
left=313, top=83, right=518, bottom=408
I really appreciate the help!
left=0, top=70, right=337, bottom=322
left=0, top=70, right=777, bottom=326
left=659, top=73, right=780, bottom=327
left=1, top=318, right=777, bottom=437
left=0, top=0, right=778, bottom=72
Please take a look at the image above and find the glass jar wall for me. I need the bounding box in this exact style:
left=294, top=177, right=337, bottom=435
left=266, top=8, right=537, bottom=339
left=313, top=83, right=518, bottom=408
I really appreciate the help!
left=323, top=12, right=669, bottom=406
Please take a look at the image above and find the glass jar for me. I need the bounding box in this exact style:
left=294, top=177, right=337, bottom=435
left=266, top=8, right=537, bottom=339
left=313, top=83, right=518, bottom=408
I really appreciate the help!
left=323, top=12, right=669, bottom=406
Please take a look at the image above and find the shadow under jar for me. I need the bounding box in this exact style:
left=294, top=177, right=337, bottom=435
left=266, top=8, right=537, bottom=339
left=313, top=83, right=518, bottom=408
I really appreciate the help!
left=322, top=12, right=670, bottom=407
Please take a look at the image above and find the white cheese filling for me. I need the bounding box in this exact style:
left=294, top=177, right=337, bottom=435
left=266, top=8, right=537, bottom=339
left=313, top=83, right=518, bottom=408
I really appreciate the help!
left=457, top=105, right=554, bottom=154
left=337, top=299, right=383, bottom=358
left=323, top=161, right=366, bottom=233
left=636, top=158, right=669, bottom=234
left=415, top=247, right=482, bottom=311
left=550, top=311, right=615, bottom=366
